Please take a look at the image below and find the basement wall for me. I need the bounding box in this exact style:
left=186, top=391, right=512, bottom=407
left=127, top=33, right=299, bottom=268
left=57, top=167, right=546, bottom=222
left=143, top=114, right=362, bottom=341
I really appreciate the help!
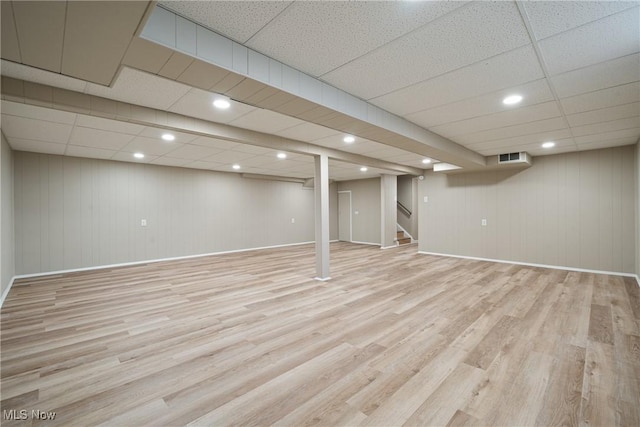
left=13, top=151, right=338, bottom=275
left=419, top=145, right=637, bottom=274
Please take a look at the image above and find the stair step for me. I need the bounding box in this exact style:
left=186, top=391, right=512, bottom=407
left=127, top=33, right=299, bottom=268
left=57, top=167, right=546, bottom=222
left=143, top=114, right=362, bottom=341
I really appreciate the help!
left=396, top=231, right=405, bottom=239
left=397, top=237, right=412, bottom=245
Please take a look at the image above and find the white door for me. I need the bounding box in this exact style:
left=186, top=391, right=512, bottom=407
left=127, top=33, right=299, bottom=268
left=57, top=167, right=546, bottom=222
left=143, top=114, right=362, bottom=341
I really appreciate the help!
left=338, top=191, right=352, bottom=242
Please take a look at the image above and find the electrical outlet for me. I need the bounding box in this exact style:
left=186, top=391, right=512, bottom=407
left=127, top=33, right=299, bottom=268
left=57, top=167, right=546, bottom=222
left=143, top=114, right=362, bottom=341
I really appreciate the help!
left=481, top=219, right=487, bottom=226
left=354, top=211, right=359, bottom=215
left=424, top=196, right=428, bottom=203
left=141, top=219, right=147, bottom=227
left=291, top=218, right=295, bottom=224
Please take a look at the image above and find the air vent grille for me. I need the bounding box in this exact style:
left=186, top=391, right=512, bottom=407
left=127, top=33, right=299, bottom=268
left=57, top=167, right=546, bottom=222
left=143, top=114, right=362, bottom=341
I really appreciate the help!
left=498, top=152, right=525, bottom=164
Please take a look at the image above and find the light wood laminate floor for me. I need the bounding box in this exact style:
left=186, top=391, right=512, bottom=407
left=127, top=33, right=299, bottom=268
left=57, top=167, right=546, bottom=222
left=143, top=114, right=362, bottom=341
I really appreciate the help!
left=1, top=242, right=639, bottom=426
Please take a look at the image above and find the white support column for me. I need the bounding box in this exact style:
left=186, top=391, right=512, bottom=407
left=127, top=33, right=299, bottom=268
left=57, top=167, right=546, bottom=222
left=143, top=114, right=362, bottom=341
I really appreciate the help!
left=380, top=174, right=398, bottom=249
left=314, top=154, right=331, bottom=280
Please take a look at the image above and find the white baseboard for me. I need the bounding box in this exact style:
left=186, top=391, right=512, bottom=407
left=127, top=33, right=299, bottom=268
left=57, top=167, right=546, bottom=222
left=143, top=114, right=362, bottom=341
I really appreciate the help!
left=10, top=241, right=318, bottom=283
left=351, top=240, right=380, bottom=247
left=0, top=276, right=16, bottom=308
left=419, top=251, right=640, bottom=285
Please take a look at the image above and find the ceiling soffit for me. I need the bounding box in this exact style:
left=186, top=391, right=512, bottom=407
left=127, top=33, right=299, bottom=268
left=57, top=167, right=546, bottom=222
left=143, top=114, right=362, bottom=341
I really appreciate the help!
left=137, top=5, right=485, bottom=170
left=1, top=76, right=423, bottom=177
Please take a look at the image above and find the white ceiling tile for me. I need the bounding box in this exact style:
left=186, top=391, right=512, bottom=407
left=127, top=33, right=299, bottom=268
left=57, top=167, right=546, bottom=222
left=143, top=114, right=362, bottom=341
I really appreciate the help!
left=560, top=82, right=640, bottom=115
left=162, top=144, right=223, bottom=160
left=431, top=102, right=562, bottom=138
left=371, top=45, right=544, bottom=115
left=466, top=129, right=573, bottom=151
left=0, top=59, right=88, bottom=92
left=239, top=155, right=284, bottom=168
left=168, top=88, right=257, bottom=123
left=1, top=114, right=72, bottom=143
left=523, top=1, right=638, bottom=40
left=204, top=150, right=256, bottom=164
left=68, top=127, right=134, bottom=150
left=538, top=7, right=640, bottom=75
left=231, top=144, right=273, bottom=155
left=574, top=128, right=640, bottom=145
left=456, top=117, right=568, bottom=145
left=138, top=127, right=198, bottom=144
left=159, top=1, right=292, bottom=44
left=570, top=117, right=640, bottom=138
left=76, top=114, right=145, bottom=135
left=246, top=1, right=467, bottom=77
left=322, top=1, right=530, bottom=100
left=476, top=137, right=577, bottom=157
left=190, top=136, right=240, bottom=150
left=120, top=136, right=184, bottom=156
left=407, top=79, right=554, bottom=128
left=228, top=108, right=304, bottom=134
left=7, top=137, right=66, bottom=155
left=575, top=136, right=638, bottom=151
left=2, top=100, right=77, bottom=124
left=65, top=145, right=115, bottom=160
left=111, top=151, right=158, bottom=163
left=275, top=122, right=341, bottom=142
left=551, top=53, right=640, bottom=99
left=85, top=67, right=192, bottom=110
left=566, top=103, right=640, bottom=128
left=185, top=160, right=227, bottom=171
left=149, top=156, right=193, bottom=167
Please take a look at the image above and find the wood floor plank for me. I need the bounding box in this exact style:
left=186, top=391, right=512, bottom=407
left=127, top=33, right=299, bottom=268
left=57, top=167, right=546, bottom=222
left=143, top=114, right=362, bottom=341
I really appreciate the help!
left=588, top=304, right=614, bottom=345
left=1, top=242, right=638, bottom=426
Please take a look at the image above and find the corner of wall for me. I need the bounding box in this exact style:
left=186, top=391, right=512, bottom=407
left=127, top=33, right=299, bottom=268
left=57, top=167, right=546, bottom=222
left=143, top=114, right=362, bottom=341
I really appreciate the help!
left=636, top=140, right=640, bottom=284
left=1, top=131, right=16, bottom=305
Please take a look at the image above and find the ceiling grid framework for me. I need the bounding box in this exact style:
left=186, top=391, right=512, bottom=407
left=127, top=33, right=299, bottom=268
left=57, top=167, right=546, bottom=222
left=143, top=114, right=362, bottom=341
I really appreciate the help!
left=0, top=1, right=639, bottom=177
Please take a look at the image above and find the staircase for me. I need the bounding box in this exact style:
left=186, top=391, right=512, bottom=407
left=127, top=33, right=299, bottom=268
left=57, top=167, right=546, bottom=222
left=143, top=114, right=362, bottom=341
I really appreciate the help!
left=396, top=230, right=412, bottom=246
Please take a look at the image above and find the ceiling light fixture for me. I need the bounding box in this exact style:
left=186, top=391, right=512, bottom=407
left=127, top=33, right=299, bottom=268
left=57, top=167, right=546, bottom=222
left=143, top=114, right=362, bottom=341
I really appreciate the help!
left=232, top=164, right=241, bottom=170
left=213, top=97, right=231, bottom=109
left=133, top=153, right=145, bottom=159
left=161, top=133, right=175, bottom=141
left=343, top=136, right=355, bottom=143
left=360, top=167, right=368, bottom=172
left=503, top=94, right=523, bottom=105
left=422, top=158, right=432, bottom=164
left=542, top=141, right=556, bottom=148
left=277, top=153, right=287, bottom=159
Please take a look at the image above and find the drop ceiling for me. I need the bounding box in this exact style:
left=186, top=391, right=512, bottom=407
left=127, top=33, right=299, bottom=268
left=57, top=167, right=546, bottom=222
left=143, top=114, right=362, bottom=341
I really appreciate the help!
left=1, top=1, right=639, bottom=180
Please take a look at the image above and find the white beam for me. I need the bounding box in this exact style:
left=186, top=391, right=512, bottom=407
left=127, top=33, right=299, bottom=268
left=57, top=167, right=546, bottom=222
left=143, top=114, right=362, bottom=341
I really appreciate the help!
left=314, top=154, right=330, bottom=280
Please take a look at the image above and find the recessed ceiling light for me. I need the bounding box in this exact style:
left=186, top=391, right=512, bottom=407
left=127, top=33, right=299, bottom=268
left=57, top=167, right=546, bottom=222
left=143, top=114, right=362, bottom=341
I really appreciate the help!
left=232, top=164, right=241, bottom=170
left=422, top=158, right=432, bottom=164
left=133, top=152, right=145, bottom=159
left=542, top=141, right=556, bottom=148
left=161, top=133, right=175, bottom=141
left=343, top=136, right=355, bottom=143
left=277, top=153, right=287, bottom=159
left=213, top=97, right=231, bottom=109
left=360, top=167, right=368, bottom=172
left=503, top=94, right=523, bottom=105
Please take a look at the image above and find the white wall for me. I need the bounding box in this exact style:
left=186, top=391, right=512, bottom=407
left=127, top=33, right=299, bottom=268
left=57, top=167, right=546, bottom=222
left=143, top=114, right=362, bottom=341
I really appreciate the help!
left=636, top=141, right=640, bottom=279
left=14, top=152, right=338, bottom=275
left=420, top=145, right=637, bottom=274
left=337, top=178, right=381, bottom=245
left=1, top=133, right=15, bottom=297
